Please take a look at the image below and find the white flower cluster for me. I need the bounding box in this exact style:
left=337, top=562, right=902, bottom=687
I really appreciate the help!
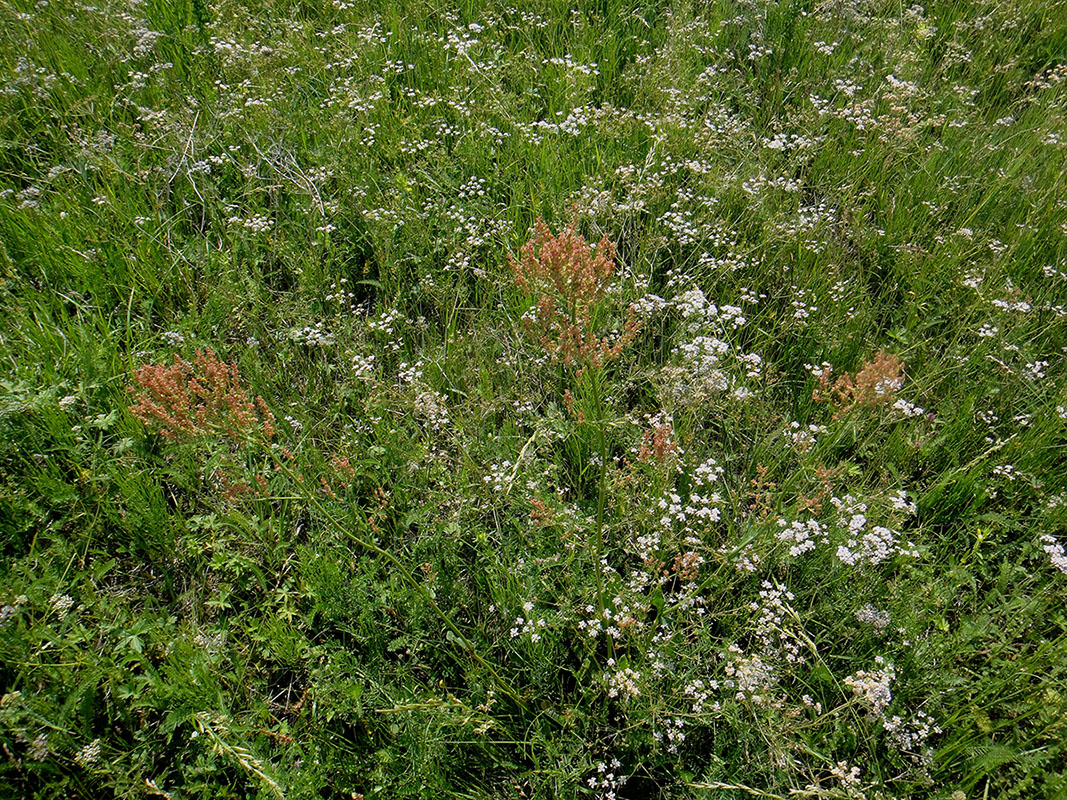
left=751, top=581, right=807, bottom=665
left=992, top=463, right=1019, bottom=481
left=761, top=132, right=823, bottom=152
left=351, top=353, right=376, bottom=379
left=580, top=596, right=646, bottom=641
left=50, top=593, right=74, bottom=618
left=884, top=710, right=941, bottom=759
left=1022, top=360, right=1049, bottom=381
left=721, top=541, right=761, bottom=573
left=666, top=335, right=731, bottom=395
left=630, top=292, right=669, bottom=319
left=991, top=298, right=1031, bottom=313
left=29, top=732, right=49, bottom=761
left=723, top=646, right=775, bottom=704
left=193, top=629, right=226, bottom=654
left=656, top=485, right=722, bottom=532
left=855, top=604, right=891, bottom=630
left=543, top=54, right=599, bottom=76
left=652, top=716, right=686, bottom=754
left=397, top=361, right=424, bottom=385
left=805, top=361, right=833, bottom=379
left=483, top=461, right=513, bottom=493
left=844, top=657, right=895, bottom=716
left=1039, top=534, right=1067, bottom=574
left=509, top=601, right=546, bottom=643
left=683, top=678, right=721, bottom=714
left=455, top=175, right=487, bottom=199
left=74, top=738, right=102, bottom=767
left=892, top=398, right=925, bottom=417
left=889, top=490, right=918, bottom=514
left=790, top=287, right=819, bottom=321
left=829, top=761, right=863, bottom=794
left=324, top=279, right=358, bottom=306
left=659, top=287, right=763, bottom=404
left=0, top=691, right=21, bottom=718
left=368, top=308, right=406, bottom=351
left=0, top=595, right=27, bottom=628
left=692, top=456, right=724, bottom=486
left=587, top=758, right=627, bottom=800
left=606, top=664, right=641, bottom=699
left=413, top=390, right=450, bottom=432
left=775, top=518, right=825, bottom=557
left=742, top=173, right=801, bottom=194
left=633, top=481, right=723, bottom=575
left=836, top=524, right=902, bottom=566
left=226, top=212, right=273, bottom=233
left=873, top=375, right=904, bottom=397
left=832, top=495, right=918, bottom=566
left=288, top=322, right=334, bottom=347
left=783, top=421, right=827, bottom=453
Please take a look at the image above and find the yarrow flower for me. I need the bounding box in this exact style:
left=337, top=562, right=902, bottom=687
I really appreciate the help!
left=74, top=738, right=102, bottom=767
left=1039, top=534, right=1067, bottom=574
left=844, top=657, right=895, bottom=716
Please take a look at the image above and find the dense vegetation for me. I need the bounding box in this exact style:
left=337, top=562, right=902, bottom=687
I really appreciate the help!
left=1, top=0, right=1066, bottom=797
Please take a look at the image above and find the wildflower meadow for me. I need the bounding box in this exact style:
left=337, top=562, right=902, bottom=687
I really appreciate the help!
left=1, top=0, right=1066, bottom=797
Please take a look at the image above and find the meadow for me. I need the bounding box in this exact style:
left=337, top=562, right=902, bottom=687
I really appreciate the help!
left=1, top=0, right=1066, bottom=797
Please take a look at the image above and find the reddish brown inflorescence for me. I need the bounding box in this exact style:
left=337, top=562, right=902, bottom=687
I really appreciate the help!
left=812, top=350, right=904, bottom=419
left=508, top=220, right=640, bottom=374
left=637, top=416, right=679, bottom=465
left=129, top=349, right=275, bottom=442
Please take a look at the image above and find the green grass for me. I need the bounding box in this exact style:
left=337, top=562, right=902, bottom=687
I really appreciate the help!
left=1, top=0, right=1066, bottom=797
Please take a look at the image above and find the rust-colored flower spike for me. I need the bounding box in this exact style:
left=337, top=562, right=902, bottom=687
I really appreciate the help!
left=508, top=220, right=640, bottom=373
left=129, top=349, right=275, bottom=442
left=813, top=350, right=904, bottom=420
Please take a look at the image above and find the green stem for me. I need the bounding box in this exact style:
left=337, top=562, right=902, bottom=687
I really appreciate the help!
left=589, top=370, right=608, bottom=618
left=595, top=451, right=607, bottom=611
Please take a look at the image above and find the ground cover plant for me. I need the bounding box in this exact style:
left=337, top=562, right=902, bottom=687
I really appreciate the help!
left=1, top=0, right=1066, bottom=796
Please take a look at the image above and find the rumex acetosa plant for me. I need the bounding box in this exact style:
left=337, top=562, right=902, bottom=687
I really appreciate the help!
left=813, top=350, right=904, bottom=420
left=509, top=220, right=642, bottom=618
left=509, top=220, right=640, bottom=376
left=129, top=349, right=275, bottom=443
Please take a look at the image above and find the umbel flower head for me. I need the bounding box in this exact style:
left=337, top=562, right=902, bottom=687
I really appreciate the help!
left=508, top=219, right=640, bottom=373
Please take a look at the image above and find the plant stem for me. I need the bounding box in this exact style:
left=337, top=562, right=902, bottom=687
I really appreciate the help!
left=589, top=370, right=608, bottom=617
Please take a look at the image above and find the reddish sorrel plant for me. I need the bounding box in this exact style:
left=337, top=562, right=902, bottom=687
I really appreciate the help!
left=637, top=414, right=679, bottom=465
left=509, top=221, right=641, bottom=617
left=813, top=350, right=904, bottom=419
left=129, top=349, right=275, bottom=442
left=508, top=220, right=640, bottom=374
